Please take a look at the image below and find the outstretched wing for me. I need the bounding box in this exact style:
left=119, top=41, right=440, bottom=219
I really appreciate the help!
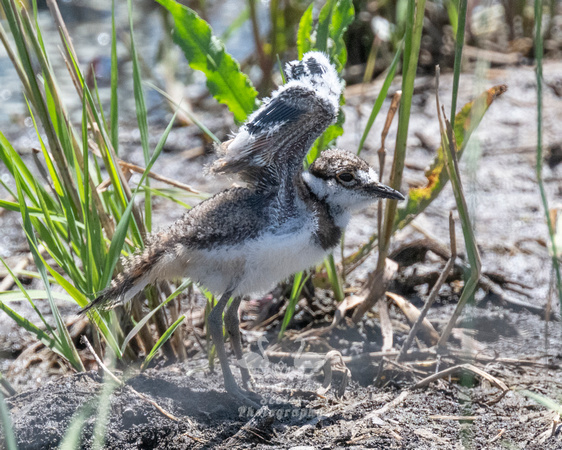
left=211, top=52, right=342, bottom=187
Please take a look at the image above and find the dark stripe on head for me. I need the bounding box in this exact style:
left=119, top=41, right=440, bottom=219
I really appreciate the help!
left=291, top=63, right=306, bottom=80
left=306, top=59, right=325, bottom=76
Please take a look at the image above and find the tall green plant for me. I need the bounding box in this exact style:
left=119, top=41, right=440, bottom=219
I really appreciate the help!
left=156, top=0, right=259, bottom=122
left=352, top=0, right=427, bottom=322
left=534, top=0, right=562, bottom=310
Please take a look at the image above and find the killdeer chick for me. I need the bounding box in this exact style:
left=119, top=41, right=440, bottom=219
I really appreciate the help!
left=83, top=52, right=404, bottom=405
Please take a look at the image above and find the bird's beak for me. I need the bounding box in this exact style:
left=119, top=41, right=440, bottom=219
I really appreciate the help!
left=367, top=182, right=405, bottom=200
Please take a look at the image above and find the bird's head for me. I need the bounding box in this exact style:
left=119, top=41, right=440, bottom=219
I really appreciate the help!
left=302, top=149, right=405, bottom=226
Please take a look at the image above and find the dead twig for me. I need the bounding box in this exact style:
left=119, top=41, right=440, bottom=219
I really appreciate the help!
left=118, top=160, right=200, bottom=194
left=397, top=212, right=456, bottom=361
left=363, top=390, right=410, bottom=423
left=379, top=296, right=393, bottom=352
left=414, top=363, right=509, bottom=394
left=488, top=428, right=506, bottom=444
left=352, top=91, right=404, bottom=323
left=377, top=91, right=402, bottom=246
left=387, top=292, right=439, bottom=347
left=176, top=431, right=207, bottom=444
left=429, top=415, right=479, bottom=421
left=352, top=259, right=398, bottom=323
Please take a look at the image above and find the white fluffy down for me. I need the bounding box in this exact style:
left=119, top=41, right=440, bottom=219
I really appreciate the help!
left=140, top=216, right=328, bottom=299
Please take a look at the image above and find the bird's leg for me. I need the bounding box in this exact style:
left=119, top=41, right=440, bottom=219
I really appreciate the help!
left=224, top=296, right=253, bottom=390
left=208, top=290, right=259, bottom=408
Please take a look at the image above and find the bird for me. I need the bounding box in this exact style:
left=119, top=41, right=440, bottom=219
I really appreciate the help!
left=82, top=52, right=405, bottom=406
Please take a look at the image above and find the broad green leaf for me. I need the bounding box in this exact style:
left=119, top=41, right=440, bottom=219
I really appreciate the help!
left=156, top=0, right=258, bottom=122
left=330, top=0, right=354, bottom=70
left=297, top=3, right=313, bottom=59
left=316, top=0, right=336, bottom=53
left=306, top=116, right=344, bottom=166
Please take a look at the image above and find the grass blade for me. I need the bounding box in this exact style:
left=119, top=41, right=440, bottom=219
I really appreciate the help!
left=394, top=84, right=507, bottom=232
left=141, top=315, right=186, bottom=370
left=100, top=106, right=179, bottom=290
left=325, top=254, right=344, bottom=303
left=110, top=0, right=119, bottom=153
left=356, top=43, right=402, bottom=155
left=279, top=272, right=310, bottom=340
left=520, top=390, right=562, bottom=417
left=58, top=403, right=93, bottom=450
left=0, top=391, right=17, bottom=450
left=17, top=184, right=85, bottom=371
left=435, top=69, right=482, bottom=346
left=534, top=0, right=562, bottom=309
left=449, top=0, right=467, bottom=130
left=120, top=279, right=191, bottom=354
left=0, top=290, right=75, bottom=303
left=351, top=0, right=427, bottom=323
left=127, top=0, right=152, bottom=231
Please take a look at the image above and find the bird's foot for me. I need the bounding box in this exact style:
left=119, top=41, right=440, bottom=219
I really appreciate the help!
left=225, top=380, right=262, bottom=409
left=241, top=374, right=256, bottom=392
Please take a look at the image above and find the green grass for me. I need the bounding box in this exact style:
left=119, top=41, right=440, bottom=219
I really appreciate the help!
left=534, top=0, right=562, bottom=312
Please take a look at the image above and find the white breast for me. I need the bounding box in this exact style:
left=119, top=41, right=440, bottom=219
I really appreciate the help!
left=180, top=220, right=328, bottom=298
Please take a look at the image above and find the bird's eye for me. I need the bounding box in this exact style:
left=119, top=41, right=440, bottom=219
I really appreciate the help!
left=337, top=172, right=355, bottom=183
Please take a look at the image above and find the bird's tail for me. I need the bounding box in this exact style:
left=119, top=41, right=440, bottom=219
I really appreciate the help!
left=81, top=236, right=177, bottom=314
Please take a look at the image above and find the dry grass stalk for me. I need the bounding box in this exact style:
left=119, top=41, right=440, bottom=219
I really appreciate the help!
left=397, top=212, right=456, bottom=362
left=413, top=363, right=509, bottom=393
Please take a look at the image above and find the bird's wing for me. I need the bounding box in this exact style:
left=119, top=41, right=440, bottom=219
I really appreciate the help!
left=211, top=52, right=342, bottom=187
